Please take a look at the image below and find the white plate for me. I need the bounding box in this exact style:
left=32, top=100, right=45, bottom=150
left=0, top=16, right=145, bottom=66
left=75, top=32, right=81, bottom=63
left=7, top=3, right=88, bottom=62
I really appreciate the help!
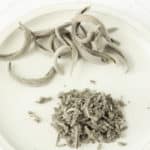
left=0, top=3, right=150, bottom=150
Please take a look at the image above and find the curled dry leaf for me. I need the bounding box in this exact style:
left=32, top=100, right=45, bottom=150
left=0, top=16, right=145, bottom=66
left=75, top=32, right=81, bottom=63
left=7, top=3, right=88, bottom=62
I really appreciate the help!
left=72, top=14, right=111, bottom=43
left=53, top=46, right=71, bottom=74
left=33, top=5, right=89, bottom=38
left=0, top=6, right=129, bottom=87
left=49, top=33, right=62, bottom=52
left=0, top=24, right=33, bottom=60
left=8, top=62, right=56, bottom=86
left=55, top=22, right=71, bottom=45
left=77, top=6, right=91, bottom=14
left=73, top=38, right=116, bottom=64
left=20, top=23, right=54, bottom=54
left=104, top=43, right=129, bottom=72
left=62, top=35, right=79, bottom=73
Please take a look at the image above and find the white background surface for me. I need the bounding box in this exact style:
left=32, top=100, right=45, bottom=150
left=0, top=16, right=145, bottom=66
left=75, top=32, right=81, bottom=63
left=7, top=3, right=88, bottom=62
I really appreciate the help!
left=0, top=0, right=150, bottom=150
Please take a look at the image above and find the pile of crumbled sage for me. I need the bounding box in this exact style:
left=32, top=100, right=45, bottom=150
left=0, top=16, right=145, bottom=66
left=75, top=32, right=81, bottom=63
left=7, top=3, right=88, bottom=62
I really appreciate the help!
left=52, top=89, right=127, bottom=148
left=0, top=6, right=128, bottom=86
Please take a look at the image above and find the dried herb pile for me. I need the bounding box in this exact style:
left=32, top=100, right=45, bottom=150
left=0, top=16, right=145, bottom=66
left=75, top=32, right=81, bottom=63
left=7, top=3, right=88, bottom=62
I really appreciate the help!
left=52, top=89, right=127, bottom=148
left=0, top=6, right=128, bottom=87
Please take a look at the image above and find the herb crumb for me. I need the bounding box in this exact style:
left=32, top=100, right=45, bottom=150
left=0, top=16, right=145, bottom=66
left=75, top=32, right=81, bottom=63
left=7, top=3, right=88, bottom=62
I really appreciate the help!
left=118, top=100, right=126, bottom=107
left=97, top=143, right=102, bottom=150
left=90, top=80, right=96, bottom=84
left=52, top=89, right=127, bottom=148
left=28, top=111, right=41, bottom=123
left=118, top=141, right=127, bottom=146
left=36, top=96, right=52, bottom=104
left=147, top=107, right=150, bottom=109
